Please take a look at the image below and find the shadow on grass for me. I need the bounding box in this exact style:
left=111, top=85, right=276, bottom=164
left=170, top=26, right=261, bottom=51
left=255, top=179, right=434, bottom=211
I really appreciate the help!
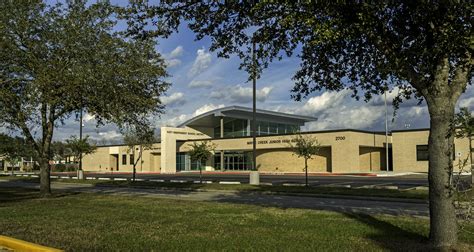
left=343, top=213, right=429, bottom=251
left=0, top=187, right=40, bottom=204
left=0, top=186, right=83, bottom=205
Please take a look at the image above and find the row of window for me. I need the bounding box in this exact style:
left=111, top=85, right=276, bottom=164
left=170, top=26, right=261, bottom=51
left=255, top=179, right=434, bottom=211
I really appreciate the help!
left=121, top=154, right=134, bottom=165
left=213, top=119, right=300, bottom=138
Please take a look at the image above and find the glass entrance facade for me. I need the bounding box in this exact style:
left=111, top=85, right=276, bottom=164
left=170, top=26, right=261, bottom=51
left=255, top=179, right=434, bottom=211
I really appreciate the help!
left=214, top=151, right=253, bottom=171
left=176, top=153, right=201, bottom=171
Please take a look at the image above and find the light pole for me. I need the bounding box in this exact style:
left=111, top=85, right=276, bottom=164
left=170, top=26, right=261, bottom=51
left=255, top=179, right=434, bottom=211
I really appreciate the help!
left=249, top=39, right=259, bottom=185
left=78, top=107, right=84, bottom=179
left=384, top=89, right=389, bottom=172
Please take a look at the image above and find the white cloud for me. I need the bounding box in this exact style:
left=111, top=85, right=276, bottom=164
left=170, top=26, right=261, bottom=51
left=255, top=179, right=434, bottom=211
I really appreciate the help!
left=83, top=113, right=95, bottom=122
left=161, top=92, right=185, bottom=106
left=164, top=45, right=184, bottom=68
left=188, top=80, right=213, bottom=88
left=459, top=96, right=474, bottom=109
left=188, top=48, right=212, bottom=77
left=169, top=45, right=184, bottom=58
left=96, top=130, right=121, bottom=140
left=159, top=114, right=191, bottom=127
left=210, top=85, right=273, bottom=103
left=297, top=90, right=350, bottom=115
left=304, top=105, right=384, bottom=131
left=165, top=58, right=182, bottom=68
left=193, top=103, right=225, bottom=116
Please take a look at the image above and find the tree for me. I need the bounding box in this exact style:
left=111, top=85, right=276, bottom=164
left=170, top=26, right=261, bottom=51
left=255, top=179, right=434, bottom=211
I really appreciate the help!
left=0, top=1, right=169, bottom=197
left=289, top=135, right=321, bottom=187
left=50, top=141, right=71, bottom=164
left=188, top=141, right=215, bottom=184
left=0, top=134, right=36, bottom=171
left=123, top=127, right=157, bottom=182
left=125, top=2, right=472, bottom=248
left=454, top=108, right=474, bottom=184
left=65, top=136, right=96, bottom=168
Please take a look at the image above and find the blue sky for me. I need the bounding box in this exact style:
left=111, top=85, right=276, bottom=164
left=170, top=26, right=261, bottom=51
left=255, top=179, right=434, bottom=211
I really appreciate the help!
left=26, top=1, right=474, bottom=142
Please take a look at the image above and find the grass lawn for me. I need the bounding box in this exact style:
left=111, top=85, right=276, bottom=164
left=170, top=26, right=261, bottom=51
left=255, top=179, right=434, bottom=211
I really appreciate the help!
left=0, top=187, right=473, bottom=251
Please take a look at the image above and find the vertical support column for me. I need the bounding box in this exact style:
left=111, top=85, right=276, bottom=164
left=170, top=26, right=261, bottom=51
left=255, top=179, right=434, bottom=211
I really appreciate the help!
left=220, top=117, right=225, bottom=171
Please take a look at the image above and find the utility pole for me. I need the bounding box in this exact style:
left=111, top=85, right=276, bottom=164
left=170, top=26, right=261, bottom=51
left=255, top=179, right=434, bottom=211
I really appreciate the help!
left=385, top=89, right=389, bottom=172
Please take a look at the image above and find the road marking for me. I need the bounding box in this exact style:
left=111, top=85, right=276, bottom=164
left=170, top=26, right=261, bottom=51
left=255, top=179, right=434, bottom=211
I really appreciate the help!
left=170, top=180, right=188, bottom=183
left=219, top=181, right=241, bottom=185
left=352, top=183, right=392, bottom=189
left=115, top=178, right=127, bottom=181
left=193, top=181, right=212, bottom=184
left=319, top=182, right=351, bottom=188
left=98, top=177, right=110, bottom=180
left=150, top=179, right=164, bottom=182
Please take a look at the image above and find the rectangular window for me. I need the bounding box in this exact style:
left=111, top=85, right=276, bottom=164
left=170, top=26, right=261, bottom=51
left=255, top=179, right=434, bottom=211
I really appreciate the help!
left=130, top=154, right=134, bottom=165
left=122, top=154, right=127, bottom=165
left=416, top=145, right=429, bottom=161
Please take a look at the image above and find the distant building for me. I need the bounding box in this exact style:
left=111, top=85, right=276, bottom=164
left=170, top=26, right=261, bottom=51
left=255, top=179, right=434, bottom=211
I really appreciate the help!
left=82, top=106, right=472, bottom=173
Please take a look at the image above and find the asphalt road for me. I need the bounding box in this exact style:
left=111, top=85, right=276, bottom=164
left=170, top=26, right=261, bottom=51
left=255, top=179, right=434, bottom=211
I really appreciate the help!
left=6, top=172, right=472, bottom=190
left=0, top=180, right=429, bottom=217
left=76, top=172, right=470, bottom=190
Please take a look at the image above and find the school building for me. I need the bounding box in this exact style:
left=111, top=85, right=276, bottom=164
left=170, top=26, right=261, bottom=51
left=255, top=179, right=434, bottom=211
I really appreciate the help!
left=82, top=106, right=473, bottom=174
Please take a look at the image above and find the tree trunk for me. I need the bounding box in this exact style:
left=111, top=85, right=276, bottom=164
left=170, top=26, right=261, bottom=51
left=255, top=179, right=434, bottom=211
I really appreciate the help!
left=305, top=158, right=308, bottom=187
left=426, top=97, right=458, bottom=249
left=39, top=157, right=51, bottom=197
left=469, top=136, right=473, bottom=185
left=199, top=160, right=202, bottom=184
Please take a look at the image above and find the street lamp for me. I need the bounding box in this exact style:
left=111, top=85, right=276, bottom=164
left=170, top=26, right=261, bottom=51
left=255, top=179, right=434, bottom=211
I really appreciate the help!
left=249, top=39, right=259, bottom=185
left=384, top=89, right=390, bottom=172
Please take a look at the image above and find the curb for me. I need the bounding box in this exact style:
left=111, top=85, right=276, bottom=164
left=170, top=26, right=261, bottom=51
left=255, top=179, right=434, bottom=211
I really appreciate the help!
left=0, top=235, right=63, bottom=252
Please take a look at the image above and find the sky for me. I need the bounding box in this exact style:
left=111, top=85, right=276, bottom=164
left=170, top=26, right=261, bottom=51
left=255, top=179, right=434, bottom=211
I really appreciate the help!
left=6, top=1, right=474, bottom=144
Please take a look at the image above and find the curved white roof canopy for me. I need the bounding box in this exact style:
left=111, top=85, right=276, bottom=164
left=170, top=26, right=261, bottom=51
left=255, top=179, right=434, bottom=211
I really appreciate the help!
left=178, top=106, right=317, bottom=128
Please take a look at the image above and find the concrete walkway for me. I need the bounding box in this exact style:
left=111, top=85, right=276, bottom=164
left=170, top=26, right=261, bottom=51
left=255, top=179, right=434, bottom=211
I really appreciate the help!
left=0, top=180, right=429, bottom=217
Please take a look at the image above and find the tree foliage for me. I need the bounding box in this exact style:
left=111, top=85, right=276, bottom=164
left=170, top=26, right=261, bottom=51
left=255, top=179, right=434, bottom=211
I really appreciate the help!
left=124, top=2, right=472, bottom=248
left=289, top=134, right=321, bottom=186
left=65, top=135, right=97, bottom=165
left=454, top=108, right=474, bottom=139
left=188, top=141, right=215, bottom=183
left=188, top=141, right=215, bottom=167
left=123, top=126, right=157, bottom=181
left=0, top=0, right=169, bottom=196
left=0, top=134, right=36, bottom=166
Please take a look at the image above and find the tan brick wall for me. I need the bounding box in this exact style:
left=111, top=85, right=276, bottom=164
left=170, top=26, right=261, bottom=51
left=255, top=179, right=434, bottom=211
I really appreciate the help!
left=82, top=147, right=111, bottom=171
left=256, top=147, right=331, bottom=173
left=359, top=147, right=386, bottom=172
left=392, top=130, right=472, bottom=172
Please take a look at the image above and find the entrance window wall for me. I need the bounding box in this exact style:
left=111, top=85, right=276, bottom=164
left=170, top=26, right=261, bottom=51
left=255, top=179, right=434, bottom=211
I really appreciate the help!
left=218, top=151, right=253, bottom=171
left=176, top=152, right=202, bottom=171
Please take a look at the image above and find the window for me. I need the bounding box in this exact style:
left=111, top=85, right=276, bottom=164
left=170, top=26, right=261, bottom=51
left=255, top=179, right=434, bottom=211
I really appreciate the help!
left=416, top=145, right=429, bottom=161
left=130, top=154, right=134, bottom=165
left=122, top=154, right=127, bottom=165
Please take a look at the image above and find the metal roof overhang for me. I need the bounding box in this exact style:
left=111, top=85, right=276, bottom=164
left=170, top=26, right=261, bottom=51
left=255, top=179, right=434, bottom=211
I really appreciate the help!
left=177, top=106, right=317, bottom=128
